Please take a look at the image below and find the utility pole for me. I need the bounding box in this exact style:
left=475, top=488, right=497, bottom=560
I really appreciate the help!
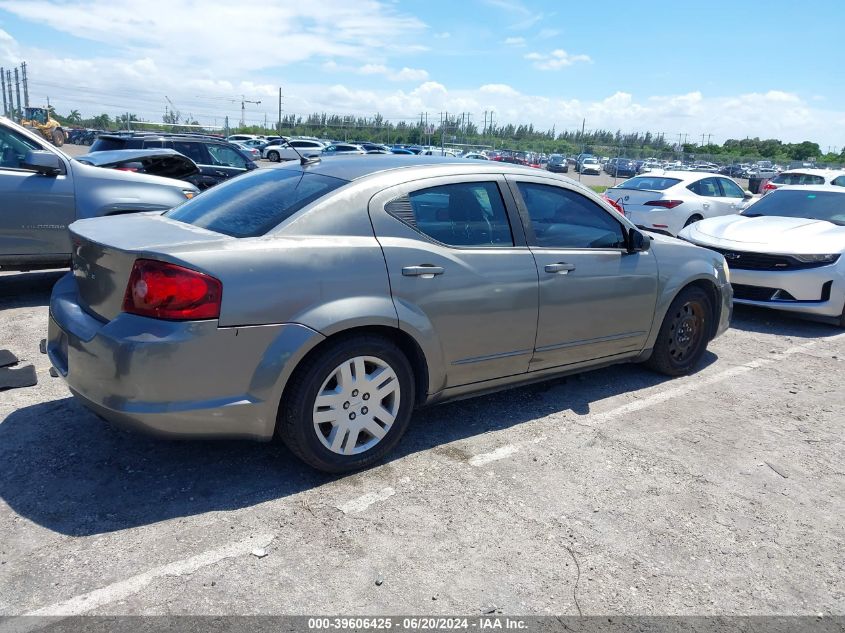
left=6, top=70, right=13, bottom=118
left=482, top=110, right=487, bottom=136
left=1, top=68, right=7, bottom=118
left=240, top=95, right=261, bottom=128
left=14, top=67, right=22, bottom=119
left=21, top=61, right=29, bottom=107
left=278, top=87, right=282, bottom=135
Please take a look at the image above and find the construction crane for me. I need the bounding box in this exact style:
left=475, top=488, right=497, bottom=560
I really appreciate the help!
left=240, top=95, right=261, bottom=128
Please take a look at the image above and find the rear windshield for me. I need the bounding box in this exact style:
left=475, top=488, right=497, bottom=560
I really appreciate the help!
left=615, top=176, right=681, bottom=191
left=89, top=137, right=127, bottom=152
left=165, top=169, right=346, bottom=237
left=742, top=190, right=845, bottom=226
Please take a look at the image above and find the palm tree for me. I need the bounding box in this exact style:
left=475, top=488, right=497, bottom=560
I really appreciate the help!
left=67, top=110, right=82, bottom=125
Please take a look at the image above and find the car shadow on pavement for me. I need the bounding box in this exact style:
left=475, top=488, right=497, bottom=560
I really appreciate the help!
left=730, top=304, right=842, bottom=338
left=0, top=270, right=65, bottom=309
left=0, top=355, right=711, bottom=536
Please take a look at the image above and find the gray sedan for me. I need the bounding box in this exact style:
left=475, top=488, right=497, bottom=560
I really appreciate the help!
left=47, top=157, right=731, bottom=472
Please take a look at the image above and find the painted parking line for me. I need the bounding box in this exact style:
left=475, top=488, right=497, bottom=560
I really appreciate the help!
left=468, top=445, right=519, bottom=467
left=469, top=333, right=845, bottom=465
left=4, top=533, right=275, bottom=632
left=338, top=486, right=395, bottom=514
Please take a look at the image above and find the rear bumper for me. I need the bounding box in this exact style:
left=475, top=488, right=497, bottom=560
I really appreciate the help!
left=47, top=273, right=324, bottom=440
left=730, top=266, right=845, bottom=318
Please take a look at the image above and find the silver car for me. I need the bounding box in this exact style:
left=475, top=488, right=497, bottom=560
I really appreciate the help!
left=47, top=157, right=731, bottom=472
left=0, top=117, right=199, bottom=271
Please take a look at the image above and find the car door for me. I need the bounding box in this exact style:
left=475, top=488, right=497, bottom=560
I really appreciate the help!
left=686, top=177, right=726, bottom=218
left=204, top=143, right=253, bottom=183
left=716, top=177, right=751, bottom=215
left=0, top=123, right=76, bottom=260
left=508, top=177, right=658, bottom=370
left=369, top=176, right=539, bottom=389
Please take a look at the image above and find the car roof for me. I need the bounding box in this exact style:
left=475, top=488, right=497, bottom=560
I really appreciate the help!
left=626, top=170, right=724, bottom=182
left=774, top=184, right=845, bottom=194
left=273, top=155, right=579, bottom=183
left=778, top=168, right=845, bottom=177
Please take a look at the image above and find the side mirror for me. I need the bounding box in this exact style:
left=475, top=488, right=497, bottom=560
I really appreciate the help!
left=627, top=228, right=651, bottom=253
left=23, top=150, right=63, bottom=176
left=743, top=190, right=754, bottom=199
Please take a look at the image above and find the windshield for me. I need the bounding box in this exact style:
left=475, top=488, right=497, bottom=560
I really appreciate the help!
left=165, top=168, right=346, bottom=237
left=614, top=176, right=681, bottom=191
left=742, top=190, right=845, bottom=226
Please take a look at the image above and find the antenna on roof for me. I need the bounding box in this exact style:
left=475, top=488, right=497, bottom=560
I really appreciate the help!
left=285, top=139, right=320, bottom=166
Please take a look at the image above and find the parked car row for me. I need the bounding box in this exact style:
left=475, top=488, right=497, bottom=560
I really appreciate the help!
left=4, top=111, right=843, bottom=475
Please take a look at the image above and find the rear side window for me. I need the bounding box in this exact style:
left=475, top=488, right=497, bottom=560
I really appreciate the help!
left=390, top=182, right=514, bottom=247
left=165, top=169, right=346, bottom=237
left=833, top=176, right=845, bottom=187
left=687, top=178, right=721, bottom=197
left=617, top=176, right=681, bottom=191
left=772, top=172, right=825, bottom=185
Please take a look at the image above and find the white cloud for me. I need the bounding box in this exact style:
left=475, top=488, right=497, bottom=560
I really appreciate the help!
left=2, top=16, right=844, bottom=146
left=526, top=48, right=591, bottom=70
left=357, top=64, right=428, bottom=82
left=0, top=0, right=427, bottom=75
left=434, top=31, right=450, bottom=39
left=504, top=37, right=526, bottom=46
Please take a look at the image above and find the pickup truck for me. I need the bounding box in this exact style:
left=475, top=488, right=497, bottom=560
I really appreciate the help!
left=0, top=117, right=199, bottom=271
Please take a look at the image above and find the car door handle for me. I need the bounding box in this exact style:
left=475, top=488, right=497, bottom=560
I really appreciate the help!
left=402, top=265, right=445, bottom=277
left=544, top=262, right=576, bottom=274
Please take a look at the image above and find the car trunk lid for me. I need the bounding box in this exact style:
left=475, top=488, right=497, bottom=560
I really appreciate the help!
left=70, top=212, right=229, bottom=321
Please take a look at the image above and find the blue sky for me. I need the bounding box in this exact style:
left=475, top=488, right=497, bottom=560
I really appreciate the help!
left=1, top=0, right=844, bottom=146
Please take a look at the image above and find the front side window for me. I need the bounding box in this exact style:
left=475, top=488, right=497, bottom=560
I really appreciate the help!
left=207, top=144, right=248, bottom=168
left=718, top=178, right=745, bottom=198
left=395, top=182, right=514, bottom=247
left=0, top=126, right=42, bottom=170
left=832, top=176, right=845, bottom=187
left=517, top=182, right=626, bottom=249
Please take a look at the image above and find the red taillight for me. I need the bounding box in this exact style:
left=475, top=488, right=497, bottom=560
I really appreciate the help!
left=762, top=182, right=778, bottom=194
left=122, top=259, right=222, bottom=320
left=644, top=199, right=684, bottom=209
left=602, top=194, right=625, bottom=214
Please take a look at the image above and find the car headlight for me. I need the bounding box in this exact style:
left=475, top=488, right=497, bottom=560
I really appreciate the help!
left=793, top=254, right=840, bottom=264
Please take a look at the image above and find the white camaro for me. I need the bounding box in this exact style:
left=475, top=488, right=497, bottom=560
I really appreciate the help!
left=606, top=171, right=754, bottom=236
left=679, top=185, right=845, bottom=326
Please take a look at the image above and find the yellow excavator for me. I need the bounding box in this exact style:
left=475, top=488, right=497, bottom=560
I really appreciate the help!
left=19, top=107, right=68, bottom=147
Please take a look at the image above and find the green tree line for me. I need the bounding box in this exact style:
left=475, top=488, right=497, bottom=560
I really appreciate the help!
left=51, top=108, right=844, bottom=165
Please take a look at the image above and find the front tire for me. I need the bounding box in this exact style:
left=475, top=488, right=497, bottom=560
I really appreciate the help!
left=645, top=286, right=712, bottom=376
left=277, top=335, right=415, bottom=473
left=52, top=129, right=65, bottom=147
left=267, top=150, right=280, bottom=162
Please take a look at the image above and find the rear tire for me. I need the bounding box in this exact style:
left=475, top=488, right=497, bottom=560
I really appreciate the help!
left=684, top=214, right=703, bottom=228
left=276, top=335, right=415, bottom=473
left=267, top=150, right=280, bottom=162
left=645, top=286, right=713, bottom=376
left=52, top=129, right=65, bottom=147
